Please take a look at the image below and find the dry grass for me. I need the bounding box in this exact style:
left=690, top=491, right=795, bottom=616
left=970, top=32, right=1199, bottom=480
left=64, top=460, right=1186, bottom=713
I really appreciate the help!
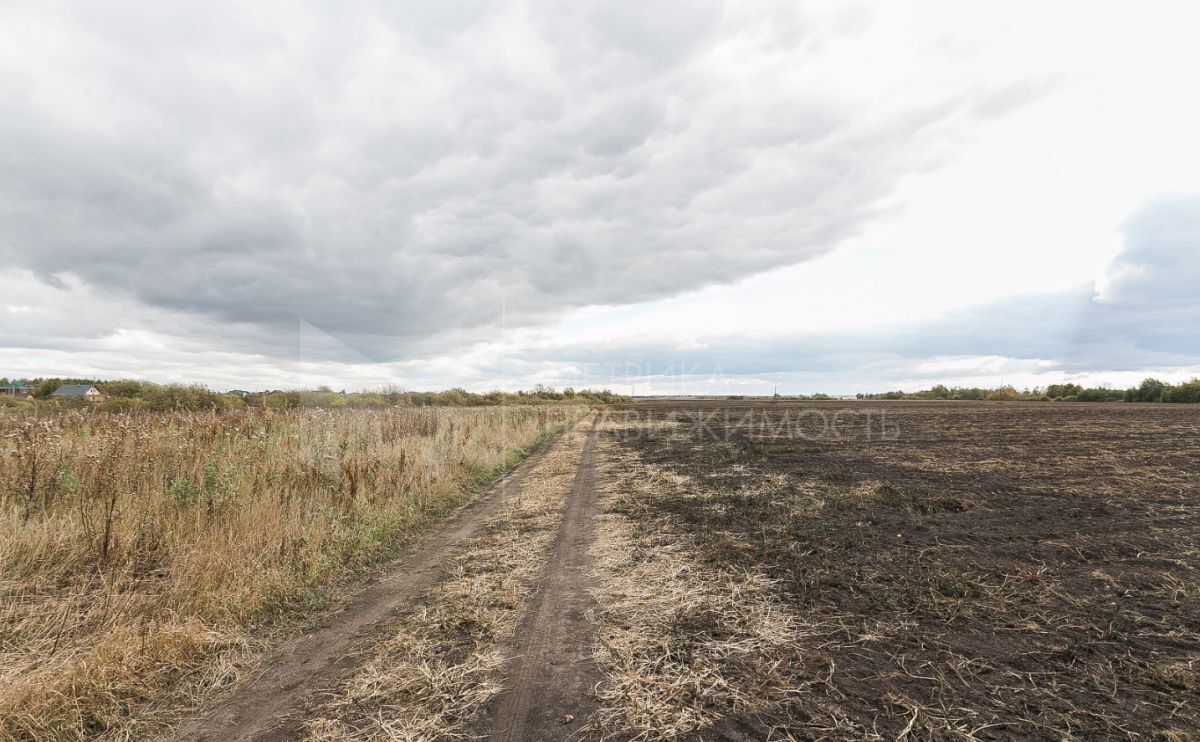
left=304, top=414, right=595, bottom=741
left=0, top=405, right=585, bottom=741
left=588, top=429, right=814, bottom=741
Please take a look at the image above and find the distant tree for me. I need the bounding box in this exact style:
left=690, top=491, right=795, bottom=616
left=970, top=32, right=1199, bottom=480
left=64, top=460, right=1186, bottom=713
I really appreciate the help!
left=99, top=380, right=152, bottom=398
left=1045, top=383, right=1083, bottom=399
left=986, top=386, right=1018, bottom=401
left=1132, top=377, right=1168, bottom=403
left=1164, top=379, right=1200, bottom=403
left=1076, top=387, right=1125, bottom=402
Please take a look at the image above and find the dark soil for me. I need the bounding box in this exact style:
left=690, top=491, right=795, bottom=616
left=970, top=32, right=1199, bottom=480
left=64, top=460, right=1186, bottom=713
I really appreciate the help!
left=605, top=400, right=1200, bottom=740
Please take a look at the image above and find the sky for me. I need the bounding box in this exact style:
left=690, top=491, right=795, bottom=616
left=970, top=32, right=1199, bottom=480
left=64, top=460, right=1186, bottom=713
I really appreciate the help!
left=1, top=1, right=1198, bottom=395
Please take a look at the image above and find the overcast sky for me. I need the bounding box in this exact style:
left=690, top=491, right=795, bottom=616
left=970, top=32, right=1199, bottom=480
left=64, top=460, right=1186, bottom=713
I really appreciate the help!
left=2, top=1, right=1198, bottom=394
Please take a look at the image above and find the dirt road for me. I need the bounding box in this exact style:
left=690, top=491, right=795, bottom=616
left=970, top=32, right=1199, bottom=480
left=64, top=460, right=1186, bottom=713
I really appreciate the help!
left=171, top=430, right=567, bottom=741
left=472, top=420, right=603, bottom=741
left=172, top=416, right=606, bottom=741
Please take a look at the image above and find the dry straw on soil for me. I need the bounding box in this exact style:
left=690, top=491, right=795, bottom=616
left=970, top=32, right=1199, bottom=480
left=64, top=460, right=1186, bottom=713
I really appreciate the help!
left=589, top=428, right=814, bottom=741
left=598, top=401, right=1200, bottom=740
left=0, top=405, right=584, bottom=741
left=305, top=414, right=594, bottom=740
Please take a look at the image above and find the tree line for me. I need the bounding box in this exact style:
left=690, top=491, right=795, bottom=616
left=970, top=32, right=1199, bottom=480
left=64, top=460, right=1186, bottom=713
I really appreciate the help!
left=0, top=378, right=627, bottom=412
left=855, top=378, right=1200, bottom=403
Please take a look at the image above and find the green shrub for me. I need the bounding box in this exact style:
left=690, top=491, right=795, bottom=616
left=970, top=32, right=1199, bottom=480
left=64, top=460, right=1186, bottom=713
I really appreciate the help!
left=1045, top=383, right=1083, bottom=399
left=1165, top=379, right=1200, bottom=403
left=1131, top=378, right=1168, bottom=403
left=100, top=397, right=148, bottom=413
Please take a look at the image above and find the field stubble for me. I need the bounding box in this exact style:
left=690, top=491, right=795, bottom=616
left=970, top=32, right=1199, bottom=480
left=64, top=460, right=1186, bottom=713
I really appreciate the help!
left=592, top=401, right=1200, bottom=740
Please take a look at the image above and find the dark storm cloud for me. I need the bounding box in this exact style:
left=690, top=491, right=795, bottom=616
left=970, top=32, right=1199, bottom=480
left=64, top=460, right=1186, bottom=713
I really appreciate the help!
left=0, top=1, right=1033, bottom=361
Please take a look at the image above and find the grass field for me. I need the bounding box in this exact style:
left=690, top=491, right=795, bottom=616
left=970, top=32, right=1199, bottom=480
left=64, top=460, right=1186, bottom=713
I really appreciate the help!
left=0, top=405, right=584, bottom=741
left=591, top=400, right=1200, bottom=739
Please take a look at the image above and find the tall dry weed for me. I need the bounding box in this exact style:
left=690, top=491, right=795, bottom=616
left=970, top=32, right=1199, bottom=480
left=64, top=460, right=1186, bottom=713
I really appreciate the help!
left=0, top=405, right=584, bottom=740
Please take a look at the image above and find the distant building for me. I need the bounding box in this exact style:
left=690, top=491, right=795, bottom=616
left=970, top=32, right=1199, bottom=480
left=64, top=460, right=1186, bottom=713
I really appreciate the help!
left=228, top=390, right=250, bottom=398
left=0, top=382, right=31, bottom=397
left=51, top=384, right=106, bottom=402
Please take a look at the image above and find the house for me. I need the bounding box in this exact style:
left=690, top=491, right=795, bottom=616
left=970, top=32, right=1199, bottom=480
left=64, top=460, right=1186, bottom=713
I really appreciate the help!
left=51, top=384, right=106, bottom=402
left=0, top=382, right=31, bottom=397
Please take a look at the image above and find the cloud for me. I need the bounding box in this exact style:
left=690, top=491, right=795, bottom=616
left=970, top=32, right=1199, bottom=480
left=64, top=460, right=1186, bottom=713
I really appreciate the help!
left=5, top=183, right=1195, bottom=393
left=1081, top=195, right=1200, bottom=356
left=0, top=1, right=1037, bottom=363
left=512, top=195, right=1200, bottom=388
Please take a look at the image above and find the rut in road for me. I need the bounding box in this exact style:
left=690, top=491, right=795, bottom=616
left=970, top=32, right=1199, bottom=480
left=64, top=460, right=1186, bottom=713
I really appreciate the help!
left=168, top=430, right=563, bottom=742
left=473, top=415, right=605, bottom=741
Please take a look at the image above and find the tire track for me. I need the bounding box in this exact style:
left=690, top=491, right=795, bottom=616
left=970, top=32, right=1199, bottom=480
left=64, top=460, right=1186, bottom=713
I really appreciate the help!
left=169, top=430, right=565, bottom=742
left=474, top=416, right=604, bottom=741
